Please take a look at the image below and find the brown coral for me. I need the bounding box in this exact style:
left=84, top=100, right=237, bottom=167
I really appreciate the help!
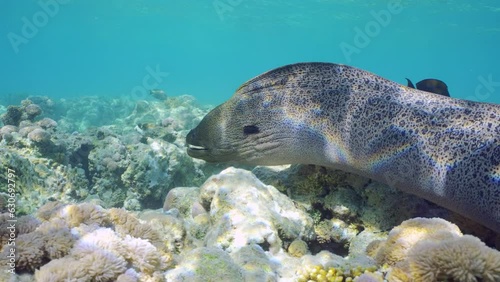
left=109, top=208, right=159, bottom=242
left=373, top=217, right=462, bottom=266
left=57, top=203, right=110, bottom=228
left=37, top=219, right=76, bottom=259
left=0, top=218, right=75, bottom=273
left=16, top=215, right=41, bottom=234
left=37, top=201, right=66, bottom=221
left=27, top=128, right=50, bottom=144
left=6, top=232, right=46, bottom=272
left=36, top=117, right=57, bottom=129
left=0, top=213, right=40, bottom=248
left=374, top=218, right=500, bottom=282
left=24, top=103, right=42, bottom=120
left=407, top=235, right=500, bottom=282
left=35, top=249, right=127, bottom=282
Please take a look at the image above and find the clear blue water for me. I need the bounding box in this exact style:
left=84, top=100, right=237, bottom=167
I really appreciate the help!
left=1, top=0, right=499, bottom=106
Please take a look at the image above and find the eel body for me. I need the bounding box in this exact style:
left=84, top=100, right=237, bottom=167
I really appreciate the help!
left=186, top=62, right=500, bottom=232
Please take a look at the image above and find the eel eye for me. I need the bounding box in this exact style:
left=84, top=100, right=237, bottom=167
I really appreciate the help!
left=243, top=125, right=260, bottom=135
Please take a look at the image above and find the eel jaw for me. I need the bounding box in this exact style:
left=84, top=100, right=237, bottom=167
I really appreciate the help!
left=187, top=144, right=208, bottom=155
left=185, top=128, right=209, bottom=158
left=186, top=144, right=209, bottom=158
left=187, top=144, right=207, bottom=150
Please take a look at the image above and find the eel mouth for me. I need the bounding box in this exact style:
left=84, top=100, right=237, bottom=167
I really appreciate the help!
left=187, top=144, right=207, bottom=151
left=186, top=144, right=209, bottom=158
left=185, top=128, right=208, bottom=157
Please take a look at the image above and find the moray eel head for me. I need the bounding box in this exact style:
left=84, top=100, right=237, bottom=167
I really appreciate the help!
left=186, top=69, right=328, bottom=166
left=185, top=103, right=240, bottom=163
left=186, top=96, right=301, bottom=165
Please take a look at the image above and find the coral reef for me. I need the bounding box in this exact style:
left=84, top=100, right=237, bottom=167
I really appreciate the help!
left=1, top=106, right=23, bottom=126
left=371, top=218, right=500, bottom=282
left=0, top=202, right=173, bottom=281
left=1, top=94, right=499, bottom=281
left=0, top=98, right=46, bottom=127
left=0, top=95, right=221, bottom=214
left=0, top=168, right=498, bottom=281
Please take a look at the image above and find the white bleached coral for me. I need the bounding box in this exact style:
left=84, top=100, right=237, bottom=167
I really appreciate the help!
left=35, top=223, right=171, bottom=281
left=200, top=167, right=315, bottom=253
left=122, top=235, right=170, bottom=274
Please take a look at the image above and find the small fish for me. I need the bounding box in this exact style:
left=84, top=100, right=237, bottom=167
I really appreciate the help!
left=406, top=78, right=450, bottom=97
left=149, top=89, right=168, bottom=101
left=138, top=123, right=156, bottom=130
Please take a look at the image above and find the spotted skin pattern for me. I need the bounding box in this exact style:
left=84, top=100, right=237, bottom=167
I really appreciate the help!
left=186, top=63, right=500, bottom=232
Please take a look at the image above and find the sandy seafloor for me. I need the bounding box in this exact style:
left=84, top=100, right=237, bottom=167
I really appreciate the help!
left=0, top=94, right=499, bottom=282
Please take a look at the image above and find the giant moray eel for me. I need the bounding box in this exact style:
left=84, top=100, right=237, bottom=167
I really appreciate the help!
left=186, top=62, right=500, bottom=232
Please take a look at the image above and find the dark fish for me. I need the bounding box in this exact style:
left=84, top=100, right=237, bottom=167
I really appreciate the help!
left=406, top=78, right=450, bottom=97
left=150, top=89, right=168, bottom=101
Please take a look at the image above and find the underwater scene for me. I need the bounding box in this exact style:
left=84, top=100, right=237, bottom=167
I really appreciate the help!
left=1, top=1, right=500, bottom=281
